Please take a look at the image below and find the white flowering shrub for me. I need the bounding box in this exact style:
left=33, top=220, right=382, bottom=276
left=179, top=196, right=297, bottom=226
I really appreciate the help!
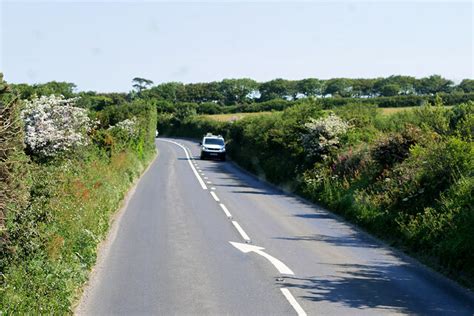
left=21, top=95, right=93, bottom=157
left=301, top=113, right=349, bottom=160
left=108, top=117, right=137, bottom=136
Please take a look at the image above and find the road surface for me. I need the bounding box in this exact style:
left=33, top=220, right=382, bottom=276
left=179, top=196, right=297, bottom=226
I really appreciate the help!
left=77, top=138, right=474, bottom=315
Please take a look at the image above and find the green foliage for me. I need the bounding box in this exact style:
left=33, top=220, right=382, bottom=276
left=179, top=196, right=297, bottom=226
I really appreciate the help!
left=1, top=148, right=153, bottom=314
left=379, top=83, right=401, bottom=96
left=458, top=79, right=474, bottom=93
left=1, top=78, right=157, bottom=313
left=10, top=81, right=77, bottom=99
left=370, top=127, right=420, bottom=169
left=334, top=103, right=381, bottom=128
left=165, top=97, right=474, bottom=288
left=0, top=74, right=31, bottom=274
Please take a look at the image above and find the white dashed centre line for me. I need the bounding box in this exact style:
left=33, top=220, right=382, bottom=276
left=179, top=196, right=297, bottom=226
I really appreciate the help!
left=210, top=191, right=220, bottom=202
left=231, top=221, right=251, bottom=242
left=219, top=204, right=232, bottom=219
left=158, top=139, right=207, bottom=190
left=280, top=288, right=307, bottom=316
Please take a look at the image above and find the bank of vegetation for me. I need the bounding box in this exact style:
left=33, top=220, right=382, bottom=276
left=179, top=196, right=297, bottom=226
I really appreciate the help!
left=159, top=97, right=474, bottom=289
left=0, top=75, right=157, bottom=313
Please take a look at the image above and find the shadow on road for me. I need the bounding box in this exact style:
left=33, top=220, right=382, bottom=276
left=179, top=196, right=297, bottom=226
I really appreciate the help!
left=275, top=232, right=380, bottom=249
left=279, top=263, right=468, bottom=315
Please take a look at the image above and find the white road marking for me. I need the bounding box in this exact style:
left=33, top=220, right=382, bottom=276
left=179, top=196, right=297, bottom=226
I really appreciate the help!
left=204, top=176, right=209, bottom=180
left=210, top=191, right=220, bottom=202
left=207, top=181, right=212, bottom=184
left=211, top=187, right=216, bottom=190
left=157, top=139, right=207, bottom=190
left=231, top=223, right=251, bottom=243
left=280, top=288, right=307, bottom=316
left=219, top=203, right=232, bottom=218
left=229, top=242, right=294, bottom=275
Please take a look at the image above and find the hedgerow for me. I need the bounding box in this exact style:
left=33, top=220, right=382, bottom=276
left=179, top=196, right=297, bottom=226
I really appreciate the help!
left=0, top=76, right=157, bottom=314
left=161, top=98, right=474, bottom=288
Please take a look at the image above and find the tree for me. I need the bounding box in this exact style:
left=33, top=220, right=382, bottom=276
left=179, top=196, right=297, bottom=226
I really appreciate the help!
left=219, top=78, right=258, bottom=105
left=296, top=78, right=322, bottom=97
left=380, top=83, right=401, bottom=96
left=415, top=75, right=453, bottom=95
left=11, top=81, right=76, bottom=99
left=259, top=79, right=295, bottom=101
left=37, top=81, right=77, bottom=98
left=143, top=82, right=186, bottom=102
left=392, top=75, right=416, bottom=95
left=458, top=79, right=474, bottom=93
left=351, top=79, right=376, bottom=97
left=132, top=77, right=154, bottom=92
left=323, top=78, right=352, bottom=97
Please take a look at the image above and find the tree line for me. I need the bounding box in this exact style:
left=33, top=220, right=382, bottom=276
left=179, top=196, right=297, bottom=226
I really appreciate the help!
left=11, top=76, right=474, bottom=107
left=140, top=76, right=474, bottom=105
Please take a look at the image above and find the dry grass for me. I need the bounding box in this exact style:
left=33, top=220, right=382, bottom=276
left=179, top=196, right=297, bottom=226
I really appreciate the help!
left=203, top=106, right=454, bottom=121
left=202, top=111, right=275, bottom=122
left=380, top=106, right=454, bottom=116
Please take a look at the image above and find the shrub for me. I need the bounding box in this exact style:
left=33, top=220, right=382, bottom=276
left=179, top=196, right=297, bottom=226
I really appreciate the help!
left=371, top=126, right=421, bottom=169
left=21, top=95, right=94, bottom=158
left=301, top=113, right=349, bottom=160
left=0, top=75, right=30, bottom=272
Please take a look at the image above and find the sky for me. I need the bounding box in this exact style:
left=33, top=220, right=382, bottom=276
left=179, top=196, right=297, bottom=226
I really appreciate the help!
left=1, top=1, right=473, bottom=92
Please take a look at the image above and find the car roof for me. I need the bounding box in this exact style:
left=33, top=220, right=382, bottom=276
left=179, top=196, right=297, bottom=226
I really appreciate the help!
left=203, top=134, right=224, bottom=139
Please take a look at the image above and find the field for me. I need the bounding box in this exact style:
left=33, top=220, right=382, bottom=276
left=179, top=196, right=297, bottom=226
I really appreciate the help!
left=203, top=106, right=456, bottom=122
left=201, top=111, right=274, bottom=121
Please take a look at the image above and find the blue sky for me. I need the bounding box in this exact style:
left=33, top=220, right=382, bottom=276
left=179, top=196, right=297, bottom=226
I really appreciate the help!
left=1, top=1, right=472, bottom=92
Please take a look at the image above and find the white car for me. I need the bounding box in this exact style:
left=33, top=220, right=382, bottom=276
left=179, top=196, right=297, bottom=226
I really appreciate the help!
left=200, top=134, right=226, bottom=161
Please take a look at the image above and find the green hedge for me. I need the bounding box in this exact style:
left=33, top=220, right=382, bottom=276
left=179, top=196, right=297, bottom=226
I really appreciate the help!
left=156, top=93, right=474, bottom=115
left=319, top=92, right=474, bottom=108
left=0, top=89, right=157, bottom=313
left=162, top=100, right=474, bottom=288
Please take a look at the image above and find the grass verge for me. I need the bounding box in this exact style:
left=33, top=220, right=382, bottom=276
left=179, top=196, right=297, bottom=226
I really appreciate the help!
left=0, top=148, right=156, bottom=314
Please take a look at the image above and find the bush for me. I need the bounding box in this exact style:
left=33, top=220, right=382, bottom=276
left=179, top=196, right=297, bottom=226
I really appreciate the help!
left=22, top=95, right=94, bottom=159
left=301, top=113, right=349, bottom=161
left=371, top=126, right=421, bottom=169
left=0, top=75, right=30, bottom=273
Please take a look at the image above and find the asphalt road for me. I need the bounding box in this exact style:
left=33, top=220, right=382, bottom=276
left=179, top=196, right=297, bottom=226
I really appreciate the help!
left=77, top=138, right=474, bottom=315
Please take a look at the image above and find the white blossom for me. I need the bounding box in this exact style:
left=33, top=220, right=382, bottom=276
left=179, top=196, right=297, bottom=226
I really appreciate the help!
left=108, top=117, right=137, bottom=136
left=21, top=95, right=92, bottom=157
left=301, top=113, right=349, bottom=159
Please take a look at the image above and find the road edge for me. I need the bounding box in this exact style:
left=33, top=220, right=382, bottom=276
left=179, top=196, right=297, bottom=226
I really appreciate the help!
left=173, top=136, right=474, bottom=303
left=73, top=149, right=159, bottom=315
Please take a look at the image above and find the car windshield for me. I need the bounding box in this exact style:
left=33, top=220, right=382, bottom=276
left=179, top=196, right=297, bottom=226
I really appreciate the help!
left=204, top=138, right=224, bottom=146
